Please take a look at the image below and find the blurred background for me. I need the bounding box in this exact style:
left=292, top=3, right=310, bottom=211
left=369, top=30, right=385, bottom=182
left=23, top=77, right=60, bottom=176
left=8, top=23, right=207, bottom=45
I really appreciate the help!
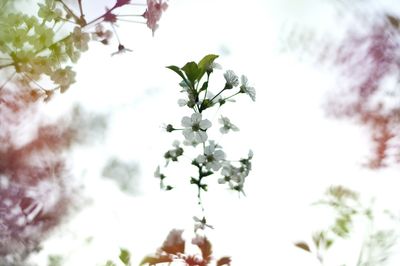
left=2, top=0, right=400, bottom=265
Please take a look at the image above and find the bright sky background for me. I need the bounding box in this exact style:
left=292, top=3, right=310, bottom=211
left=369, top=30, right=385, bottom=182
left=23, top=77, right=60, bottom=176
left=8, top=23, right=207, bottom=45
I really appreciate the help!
left=24, top=0, right=400, bottom=265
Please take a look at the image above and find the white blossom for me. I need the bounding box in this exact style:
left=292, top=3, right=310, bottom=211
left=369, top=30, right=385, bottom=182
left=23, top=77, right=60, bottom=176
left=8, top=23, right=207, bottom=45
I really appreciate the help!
left=223, top=70, right=239, bottom=88
left=196, top=141, right=225, bottom=171
left=240, top=75, right=256, bottom=101
left=181, top=113, right=211, bottom=142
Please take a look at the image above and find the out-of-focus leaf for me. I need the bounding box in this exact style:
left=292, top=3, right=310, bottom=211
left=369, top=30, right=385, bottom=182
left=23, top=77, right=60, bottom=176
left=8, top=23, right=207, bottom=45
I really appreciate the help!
left=105, top=260, right=117, bottom=266
left=48, top=255, right=63, bottom=266
left=294, top=241, right=311, bottom=252
left=161, top=229, right=185, bottom=255
left=139, top=255, right=172, bottom=265
left=387, top=14, right=400, bottom=28
left=194, top=236, right=212, bottom=263
left=216, top=256, right=231, bottom=266
left=119, top=248, right=131, bottom=266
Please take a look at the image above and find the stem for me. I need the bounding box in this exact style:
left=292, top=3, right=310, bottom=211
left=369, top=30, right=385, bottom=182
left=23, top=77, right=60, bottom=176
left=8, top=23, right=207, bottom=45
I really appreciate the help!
left=115, top=18, right=145, bottom=24
left=210, top=88, right=227, bottom=103
left=22, top=73, right=46, bottom=91
left=199, top=75, right=210, bottom=112
left=116, top=14, right=143, bottom=17
left=77, top=0, right=84, bottom=18
left=0, top=71, right=15, bottom=90
left=111, top=23, right=121, bottom=44
left=84, top=5, right=118, bottom=27
left=58, top=0, right=81, bottom=24
left=223, top=91, right=240, bottom=101
left=196, top=165, right=206, bottom=213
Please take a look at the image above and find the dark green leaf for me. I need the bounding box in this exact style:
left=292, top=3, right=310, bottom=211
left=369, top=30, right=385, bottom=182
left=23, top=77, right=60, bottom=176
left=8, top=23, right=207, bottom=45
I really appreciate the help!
left=199, top=81, right=208, bottom=93
left=166, top=65, right=189, bottom=86
left=191, top=177, right=199, bottom=184
left=181, top=61, right=200, bottom=88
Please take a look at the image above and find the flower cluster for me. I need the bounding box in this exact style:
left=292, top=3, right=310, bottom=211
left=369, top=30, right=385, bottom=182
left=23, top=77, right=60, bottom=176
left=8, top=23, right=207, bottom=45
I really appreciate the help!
left=0, top=0, right=168, bottom=102
left=155, top=54, right=255, bottom=217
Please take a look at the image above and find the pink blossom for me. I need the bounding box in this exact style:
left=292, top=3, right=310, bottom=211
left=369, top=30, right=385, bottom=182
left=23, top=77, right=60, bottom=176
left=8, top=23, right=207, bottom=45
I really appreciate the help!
left=143, top=0, right=168, bottom=35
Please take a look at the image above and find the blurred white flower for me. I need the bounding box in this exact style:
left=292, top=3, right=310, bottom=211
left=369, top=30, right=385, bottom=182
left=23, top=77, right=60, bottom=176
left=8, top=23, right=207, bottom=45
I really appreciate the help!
left=71, top=26, right=90, bottom=52
left=218, top=116, right=239, bottom=134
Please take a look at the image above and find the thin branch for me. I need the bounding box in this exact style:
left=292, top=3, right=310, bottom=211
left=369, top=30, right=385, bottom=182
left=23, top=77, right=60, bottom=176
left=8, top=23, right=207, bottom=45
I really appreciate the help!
left=77, top=0, right=84, bottom=18
left=0, top=71, right=16, bottom=91
left=58, top=0, right=81, bottom=24
left=116, top=18, right=145, bottom=24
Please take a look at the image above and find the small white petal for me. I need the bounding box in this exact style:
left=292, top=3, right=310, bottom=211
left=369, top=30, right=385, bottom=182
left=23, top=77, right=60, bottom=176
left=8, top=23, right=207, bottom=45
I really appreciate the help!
left=196, top=155, right=206, bottom=163
left=181, top=116, right=192, bottom=127
left=199, top=119, right=212, bottom=129
left=241, top=75, right=248, bottom=86
left=183, top=129, right=194, bottom=141
left=214, top=150, right=226, bottom=160
left=178, top=99, right=187, bottom=107
left=218, top=178, right=226, bottom=184
left=191, top=113, right=202, bottom=123
left=195, top=131, right=208, bottom=142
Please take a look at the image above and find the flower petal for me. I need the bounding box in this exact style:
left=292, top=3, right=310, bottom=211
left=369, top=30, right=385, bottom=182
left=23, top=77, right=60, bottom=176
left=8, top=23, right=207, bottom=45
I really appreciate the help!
left=199, top=119, right=212, bottom=129
left=181, top=116, right=192, bottom=127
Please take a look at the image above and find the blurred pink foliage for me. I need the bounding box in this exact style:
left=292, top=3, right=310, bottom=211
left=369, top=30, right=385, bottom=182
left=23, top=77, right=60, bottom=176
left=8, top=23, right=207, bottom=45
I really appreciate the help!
left=0, top=88, right=77, bottom=260
left=324, top=12, right=400, bottom=168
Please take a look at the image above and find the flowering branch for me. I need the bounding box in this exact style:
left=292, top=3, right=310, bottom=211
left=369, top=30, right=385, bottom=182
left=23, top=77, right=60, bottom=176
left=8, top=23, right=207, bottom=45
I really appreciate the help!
left=155, top=54, right=255, bottom=228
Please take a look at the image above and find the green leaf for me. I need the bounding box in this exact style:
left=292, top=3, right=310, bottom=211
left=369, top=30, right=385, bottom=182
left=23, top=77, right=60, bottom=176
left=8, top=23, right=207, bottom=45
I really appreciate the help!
left=181, top=61, right=200, bottom=88
left=325, top=239, right=334, bottom=249
left=119, top=248, right=131, bottom=266
left=198, top=54, right=219, bottom=78
left=199, top=81, right=208, bottom=93
left=198, top=54, right=219, bottom=69
left=166, top=65, right=189, bottom=86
